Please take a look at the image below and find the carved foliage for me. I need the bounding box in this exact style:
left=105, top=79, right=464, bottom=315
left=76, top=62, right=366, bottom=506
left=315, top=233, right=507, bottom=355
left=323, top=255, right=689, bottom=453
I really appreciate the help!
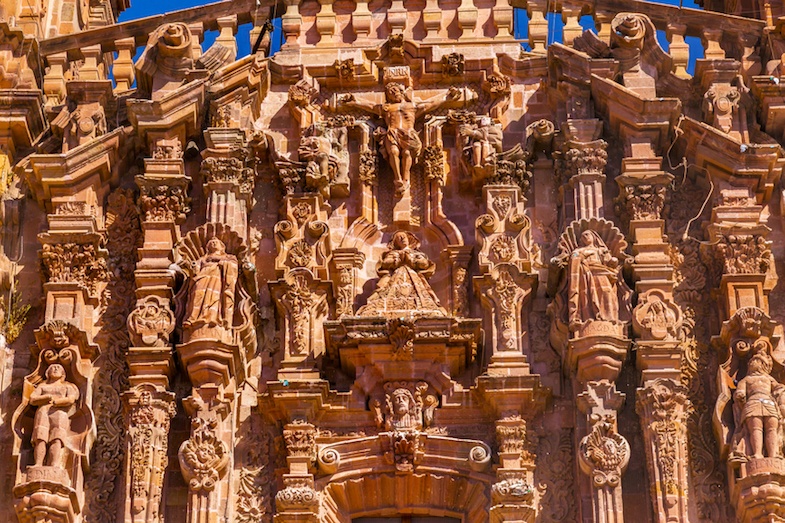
left=616, top=183, right=667, bottom=223
left=235, top=418, right=271, bottom=523
left=578, top=419, right=630, bottom=488
left=441, top=53, right=465, bottom=76
left=126, top=388, right=176, bottom=522
left=283, top=421, right=316, bottom=460
left=555, top=140, right=608, bottom=183
left=714, top=233, right=771, bottom=275
left=636, top=379, right=690, bottom=499
left=40, top=242, right=108, bottom=296
left=137, top=179, right=190, bottom=223
left=179, top=418, right=229, bottom=493
left=536, top=429, right=577, bottom=522
left=201, top=155, right=255, bottom=195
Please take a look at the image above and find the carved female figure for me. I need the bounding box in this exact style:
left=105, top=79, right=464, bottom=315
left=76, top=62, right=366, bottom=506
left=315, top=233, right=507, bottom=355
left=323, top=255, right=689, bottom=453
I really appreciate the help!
left=733, top=350, right=784, bottom=460
left=569, top=230, right=621, bottom=327
left=357, top=231, right=447, bottom=318
left=184, top=237, right=239, bottom=331
left=30, top=364, right=79, bottom=468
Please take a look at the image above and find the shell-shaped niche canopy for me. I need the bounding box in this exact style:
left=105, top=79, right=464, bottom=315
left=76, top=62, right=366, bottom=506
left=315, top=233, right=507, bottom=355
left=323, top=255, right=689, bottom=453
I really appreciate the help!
left=552, top=218, right=630, bottom=268
left=174, top=222, right=249, bottom=273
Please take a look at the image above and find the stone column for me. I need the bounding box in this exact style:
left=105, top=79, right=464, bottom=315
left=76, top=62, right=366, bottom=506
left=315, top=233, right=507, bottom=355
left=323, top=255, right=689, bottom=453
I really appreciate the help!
left=271, top=194, right=333, bottom=380
left=555, top=119, right=608, bottom=223
left=274, top=421, right=319, bottom=522
left=331, top=248, right=365, bottom=318
left=125, top=134, right=190, bottom=523
left=707, top=188, right=784, bottom=523
left=577, top=381, right=630, bottom=523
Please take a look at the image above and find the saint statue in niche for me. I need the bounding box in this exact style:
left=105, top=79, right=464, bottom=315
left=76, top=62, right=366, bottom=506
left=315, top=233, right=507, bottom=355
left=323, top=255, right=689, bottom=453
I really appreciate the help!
left=339, top=84, right=462, bottom=195
left=183, top=237, right=239, bottom=332
left=732, top=349, right=785, bottom=460
left=30, top=364, right=79, bottom=468
left=568, top=230, right=622, bottom=327
left=357, top=231, right=447, bottom=318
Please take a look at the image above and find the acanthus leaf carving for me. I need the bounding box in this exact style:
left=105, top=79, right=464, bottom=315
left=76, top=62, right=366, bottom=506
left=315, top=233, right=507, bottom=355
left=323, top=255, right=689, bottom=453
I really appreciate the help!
left=40, top=241, right=108, bottom=297
left=178, top=417, right=230, bottom=493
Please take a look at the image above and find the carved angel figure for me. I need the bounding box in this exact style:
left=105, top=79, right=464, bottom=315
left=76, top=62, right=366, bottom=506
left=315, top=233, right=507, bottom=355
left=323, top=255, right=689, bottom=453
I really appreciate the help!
left=458, top=116, right=503, bottom=170
left=339, top=83, right=463, bottom=195
left=569, top=230, right=622, bottom=327
left=297, top=123, right=350, bottom=197
left=183, top=238, right=239, bottom=331
left=356, top=231, right=447, bottom=318
left=732, top=349, right=785, bottom=460
left=30, top=364, right=79, bottom=468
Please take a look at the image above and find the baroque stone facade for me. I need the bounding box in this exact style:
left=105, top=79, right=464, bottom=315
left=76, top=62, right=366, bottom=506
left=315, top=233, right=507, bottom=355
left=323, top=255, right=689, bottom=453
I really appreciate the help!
left=0, top=0, right=785, bottom=522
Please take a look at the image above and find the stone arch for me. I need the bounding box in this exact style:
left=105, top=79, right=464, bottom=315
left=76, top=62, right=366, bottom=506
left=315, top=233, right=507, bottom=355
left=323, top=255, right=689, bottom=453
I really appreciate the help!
left=320, top=471, right=491, bottom=522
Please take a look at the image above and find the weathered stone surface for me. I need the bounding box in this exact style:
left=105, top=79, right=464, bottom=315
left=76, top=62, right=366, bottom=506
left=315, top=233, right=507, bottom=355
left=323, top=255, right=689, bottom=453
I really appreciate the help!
left=1, top=1, right=784, bottom=522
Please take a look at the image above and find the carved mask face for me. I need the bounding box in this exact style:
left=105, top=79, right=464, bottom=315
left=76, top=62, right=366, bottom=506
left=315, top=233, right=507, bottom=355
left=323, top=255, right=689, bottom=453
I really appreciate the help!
left=393, top=392, right=410, bottom=415
left=385, top=84, right=405, bottom=103
left=749, top=353, right=772, bottom=375
left=207, top=238, right=226, bottom=255
left=580, top=231, right=595, bottom=247
left=46, top=364, right=65, bottom=382
left=392, top=232, right=409, bottom=250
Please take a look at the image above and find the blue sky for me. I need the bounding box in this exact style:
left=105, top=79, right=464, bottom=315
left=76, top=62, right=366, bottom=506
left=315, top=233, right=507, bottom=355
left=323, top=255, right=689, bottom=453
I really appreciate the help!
left=120, top=0, right=704, bottom=70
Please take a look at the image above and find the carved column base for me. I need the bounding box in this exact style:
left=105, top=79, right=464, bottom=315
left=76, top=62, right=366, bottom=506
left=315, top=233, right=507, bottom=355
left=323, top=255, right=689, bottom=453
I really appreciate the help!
left=14, top=470, right=79, bottom=523
left=568, top=327, right=630, bottom=383
left=732, top=459, right=785, bottom=523
left=178, top=338, right=244, bottom=391
left=490, top=470, right=537, bottom=523
left=274, top=477, right=319, bottom=522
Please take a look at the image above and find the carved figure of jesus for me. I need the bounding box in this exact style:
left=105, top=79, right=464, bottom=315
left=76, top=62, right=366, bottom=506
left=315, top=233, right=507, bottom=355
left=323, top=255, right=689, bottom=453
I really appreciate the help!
left=569, top=230, right=621, bottom=326
left=30, top=364, right=79, bottom=468
left=734, top=350, right=784, bottom=459
left=339, top=83, right=462, bottom=194
left=184, top=237, right=239, bottom=331
left=386, top=388, right=421, bottom=430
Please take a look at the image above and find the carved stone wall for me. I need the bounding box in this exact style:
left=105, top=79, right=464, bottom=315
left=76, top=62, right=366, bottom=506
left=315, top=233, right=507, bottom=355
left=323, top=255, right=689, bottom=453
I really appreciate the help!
left=0, top=0, right=783, bottom=522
